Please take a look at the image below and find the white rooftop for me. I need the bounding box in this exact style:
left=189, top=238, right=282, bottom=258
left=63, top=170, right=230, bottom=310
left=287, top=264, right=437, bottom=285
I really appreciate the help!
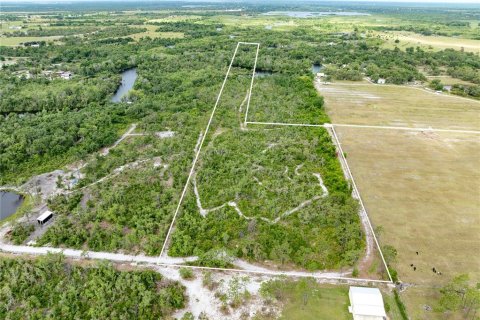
left=37, top=210, right=53, bottom=222
left=349, top=286, right=386, bottom=317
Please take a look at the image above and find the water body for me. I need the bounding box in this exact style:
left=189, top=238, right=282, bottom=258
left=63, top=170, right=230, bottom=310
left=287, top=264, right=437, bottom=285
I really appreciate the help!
left=0, top=191, right=24, bottom=221
left=262, top=11, right=370, bottom=18
left=111, top=68, right=137, bottom=103
left=312, top=64, right=323, bottom=74
left=255, top=70, right=273, bottom=77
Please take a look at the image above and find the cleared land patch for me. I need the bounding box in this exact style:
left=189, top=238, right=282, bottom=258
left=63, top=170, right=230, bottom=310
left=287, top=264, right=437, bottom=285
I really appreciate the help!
left=317, top=82, right=480, bottom=131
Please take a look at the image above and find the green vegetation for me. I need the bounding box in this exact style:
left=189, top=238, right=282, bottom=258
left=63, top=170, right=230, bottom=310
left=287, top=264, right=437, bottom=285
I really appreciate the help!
left=260, top=278, right=351, bottom=320
left=179, top=267, right=194, bottom=280
left=0, top=254, right=185, bottom=319
left=394, top=290, right=409, bottom=320
left=437, top=274, right=480, bottom=316
left=8, top=223, right=34, bottom=244
left=1, top=4, right=479, bottom=317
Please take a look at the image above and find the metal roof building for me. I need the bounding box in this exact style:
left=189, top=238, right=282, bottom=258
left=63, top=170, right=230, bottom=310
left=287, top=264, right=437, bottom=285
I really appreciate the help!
left=348, top=286, right=387, bottom=320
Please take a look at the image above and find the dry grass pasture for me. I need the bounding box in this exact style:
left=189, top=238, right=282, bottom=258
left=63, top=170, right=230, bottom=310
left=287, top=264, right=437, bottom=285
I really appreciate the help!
left=320, top=80, right=480, bottom=318
left=336, top=127, right=480, bottom=285
left=318, top=82, right=480, bottom=130
left=334, top=128, right=480, bottom=318
left=375, top=31, right=480, bottom=53
left=128, top=25, right=184, bottom=40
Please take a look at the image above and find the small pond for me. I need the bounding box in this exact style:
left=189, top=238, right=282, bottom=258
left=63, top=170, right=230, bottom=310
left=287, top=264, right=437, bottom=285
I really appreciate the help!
left=111, top=68, right=137, bottom=103
left=312, top=64, right=323, bottom=74
left=0, top=191, right=24, bottom=221
left=255, top=70, right=273, bottom=78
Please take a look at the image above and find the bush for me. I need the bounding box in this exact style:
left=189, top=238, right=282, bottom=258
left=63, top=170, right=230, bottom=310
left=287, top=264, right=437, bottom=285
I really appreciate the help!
left=179, top=267, right=194, bottom=280
left=352, top=267, right=359, bottom=278
left=394, top=290, right=409, bottom=320
left=10, top=223, right=35, bottom=244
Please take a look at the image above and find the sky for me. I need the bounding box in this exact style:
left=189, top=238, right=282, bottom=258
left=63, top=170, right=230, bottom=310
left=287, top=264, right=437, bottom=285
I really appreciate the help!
left=3, top=0, right=480, bottom=4
left=4, top=0, right=480, bottom=2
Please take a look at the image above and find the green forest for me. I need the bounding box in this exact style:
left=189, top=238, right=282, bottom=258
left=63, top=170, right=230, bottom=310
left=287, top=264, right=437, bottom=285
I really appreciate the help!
left=1, top=3, right=478, bottom=270
left=0, top=254, right=185, bottom=319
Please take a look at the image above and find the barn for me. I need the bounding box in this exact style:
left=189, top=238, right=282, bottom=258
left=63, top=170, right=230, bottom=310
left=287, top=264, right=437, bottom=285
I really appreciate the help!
left=348, top=286, right=387, bottom=320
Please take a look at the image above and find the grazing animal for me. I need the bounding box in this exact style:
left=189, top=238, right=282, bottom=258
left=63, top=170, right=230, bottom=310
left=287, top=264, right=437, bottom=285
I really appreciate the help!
left=432, top=267, right=436, bottom=273
left=414, top=267, right=416, bottom=271
left=416, top=251, right=419, bottom=255
left=410, top=264, right=414, bottom=267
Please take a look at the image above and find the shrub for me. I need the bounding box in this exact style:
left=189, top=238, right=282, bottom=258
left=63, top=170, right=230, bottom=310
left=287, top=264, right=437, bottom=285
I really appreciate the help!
left=179, top=267, right=194, bottom=280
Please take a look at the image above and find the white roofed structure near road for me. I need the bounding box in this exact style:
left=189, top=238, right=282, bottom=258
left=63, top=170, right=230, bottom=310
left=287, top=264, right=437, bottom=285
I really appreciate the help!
left=348, top=286, right=386, bottom=320
left=37, top=210, right=53, bottom=225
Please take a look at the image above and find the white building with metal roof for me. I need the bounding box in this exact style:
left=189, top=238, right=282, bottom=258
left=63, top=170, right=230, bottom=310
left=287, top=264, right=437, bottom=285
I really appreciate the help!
left=348, top=286, right=387, bottom=320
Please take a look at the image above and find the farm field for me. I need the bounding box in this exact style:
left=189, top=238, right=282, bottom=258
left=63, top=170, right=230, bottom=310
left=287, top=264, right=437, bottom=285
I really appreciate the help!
left=128, top=24, right=184, bottom=40
left=334, top=127, right=480, bottom=317
left=376, top=31, right=480, bottom=53
left=318, top=82, right=480, bottom=130
left=0, top=35, right=63, bottom=46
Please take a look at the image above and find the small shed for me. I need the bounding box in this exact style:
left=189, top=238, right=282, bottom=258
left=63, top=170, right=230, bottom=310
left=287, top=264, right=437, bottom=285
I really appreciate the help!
left=37, top=210, right=53, bottom=225
left=377, top=78, right=386, bottom=84
left=348, top=286, right=387, bottom=320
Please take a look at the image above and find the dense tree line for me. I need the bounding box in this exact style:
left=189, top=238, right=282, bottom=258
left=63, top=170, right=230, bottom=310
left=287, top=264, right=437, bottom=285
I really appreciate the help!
left=0, top=254, right=186, bottom=319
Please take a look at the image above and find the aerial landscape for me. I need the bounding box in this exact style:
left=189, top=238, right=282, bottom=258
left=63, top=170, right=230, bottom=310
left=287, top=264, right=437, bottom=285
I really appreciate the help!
left=0, top=0, right=479, bottom=319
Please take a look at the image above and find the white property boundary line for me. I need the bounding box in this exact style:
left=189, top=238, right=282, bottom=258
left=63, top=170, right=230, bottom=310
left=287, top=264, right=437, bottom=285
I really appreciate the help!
left=332, top=123, right=480, bottom=134
left=245, top=121, right=480, bottom=134
left=159, top=42, right=260, bottom=257
left=327, top=80, right=480, bottom=104
left=245, top=122, right=393, bottom=283
left=243, top=43, right=260, bottom=124
left=329, top=126, right=393, bottom=283
left=0, top=41, right=394, bottom=286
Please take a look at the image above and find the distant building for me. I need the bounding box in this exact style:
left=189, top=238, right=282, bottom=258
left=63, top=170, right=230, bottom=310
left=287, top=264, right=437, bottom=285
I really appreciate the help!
left=377, top=78, right=386, bottom=84
left=443, top=85, right=452, bottom=92
left=55, top=71, right=72, bottom=80
left=60, top=71, right=72, bottom=80
left=348, top=286, right=387, bottom=320
left=9, top=25, right=22, bottom=30
left=37, top=210, right=53, bottom=225
left=316, top=72, right=326, bottom=78
left=14, top=70, right=32, bottom=79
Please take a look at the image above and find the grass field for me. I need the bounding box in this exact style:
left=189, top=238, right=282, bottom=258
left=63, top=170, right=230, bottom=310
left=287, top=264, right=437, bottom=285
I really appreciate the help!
left=317, top=82, right=480, bottom=130
left=129, top=24, right=184, bottom=40
left=425, top=75, right=476, bottom=86
left=373, top=31, right=480, bottom=53
left=0, top=35, right=62, bottom=46
left=260, top=279, right=403, bottom=320
left=334, top=128, right=480, bottom=317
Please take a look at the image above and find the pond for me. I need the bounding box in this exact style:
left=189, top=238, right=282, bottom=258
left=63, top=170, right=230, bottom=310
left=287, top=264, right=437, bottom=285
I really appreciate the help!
left=0, top=191, right=24, bottom=221
left=312, top=64, right=323, bottom=74
left=262, top=11, right=370, bottom=18
left=255, top=70, right=273, bottom=77
left=111, top=68, right=137, bottom=103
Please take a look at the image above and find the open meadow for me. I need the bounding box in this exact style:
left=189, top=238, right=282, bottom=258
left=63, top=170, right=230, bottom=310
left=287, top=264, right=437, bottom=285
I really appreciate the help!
left=318, top=82, right=480, bottom=130
left=335, top=127, right=480, bottom=318
left=375, top=31, right=480, bottom=53
left=321, top=78, right=480, bottom=317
